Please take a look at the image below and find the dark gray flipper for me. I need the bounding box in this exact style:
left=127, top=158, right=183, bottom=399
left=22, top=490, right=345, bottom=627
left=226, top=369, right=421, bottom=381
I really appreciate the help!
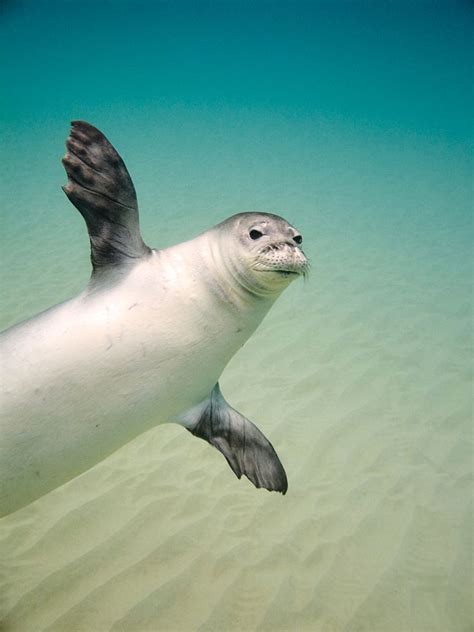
left=62, top=121, right=151, bottom=274
left=187, top=384, right=288, bottom=494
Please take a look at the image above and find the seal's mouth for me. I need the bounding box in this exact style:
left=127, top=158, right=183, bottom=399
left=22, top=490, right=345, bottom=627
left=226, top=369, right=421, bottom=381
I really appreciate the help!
left=254, top=242, right=309, bottom=278
left=275, top=270, right=300, bottom=277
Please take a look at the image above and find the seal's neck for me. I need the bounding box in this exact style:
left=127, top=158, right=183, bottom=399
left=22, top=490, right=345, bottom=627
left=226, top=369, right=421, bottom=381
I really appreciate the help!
left=151, top=231, right=279, bottom=339
left=197, top=231, right=280, bottom=315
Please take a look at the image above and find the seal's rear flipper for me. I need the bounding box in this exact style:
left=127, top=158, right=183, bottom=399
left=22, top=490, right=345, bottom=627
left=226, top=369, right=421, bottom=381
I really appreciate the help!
left=62, top=121, right=151, bottom=274
left=180, top=384, right=288, bottom=494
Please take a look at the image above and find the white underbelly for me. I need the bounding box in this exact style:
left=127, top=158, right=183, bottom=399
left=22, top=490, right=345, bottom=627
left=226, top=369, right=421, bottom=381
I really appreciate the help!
left=0, top=294, right=237, bottom=514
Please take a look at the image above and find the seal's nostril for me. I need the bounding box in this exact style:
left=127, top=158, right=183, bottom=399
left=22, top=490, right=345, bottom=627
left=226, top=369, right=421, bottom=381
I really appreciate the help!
left=293, top=235, right=303, bottom=245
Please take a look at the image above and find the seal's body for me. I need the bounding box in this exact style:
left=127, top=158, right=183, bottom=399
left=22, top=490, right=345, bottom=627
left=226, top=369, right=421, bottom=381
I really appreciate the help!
left=0, top=122, right=308, bottom=516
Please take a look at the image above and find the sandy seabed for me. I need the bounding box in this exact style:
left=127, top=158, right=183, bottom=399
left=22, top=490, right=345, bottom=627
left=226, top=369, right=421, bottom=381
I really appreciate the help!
left=0, top=213, right=471, bottom=632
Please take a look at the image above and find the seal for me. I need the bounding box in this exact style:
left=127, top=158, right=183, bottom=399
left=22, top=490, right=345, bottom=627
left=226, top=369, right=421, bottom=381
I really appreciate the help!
left=0, top=121, right=308, bottom=516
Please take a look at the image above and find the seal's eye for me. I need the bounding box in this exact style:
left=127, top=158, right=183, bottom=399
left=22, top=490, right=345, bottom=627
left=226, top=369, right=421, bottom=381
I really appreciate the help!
left=249, top=229, right=263, bottom=240
left=293, top=235, right=303, bottom=245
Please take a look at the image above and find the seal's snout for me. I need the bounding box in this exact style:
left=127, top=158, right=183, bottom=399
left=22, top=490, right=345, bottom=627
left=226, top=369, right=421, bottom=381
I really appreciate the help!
left=256, top=240, right=309, bottom=277
left=261, top=241, right=301, bottom=254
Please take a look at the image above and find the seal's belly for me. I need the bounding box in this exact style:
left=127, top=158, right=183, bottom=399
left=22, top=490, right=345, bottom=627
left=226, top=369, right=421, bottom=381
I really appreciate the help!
left=0, top=294, right=243, bottom=514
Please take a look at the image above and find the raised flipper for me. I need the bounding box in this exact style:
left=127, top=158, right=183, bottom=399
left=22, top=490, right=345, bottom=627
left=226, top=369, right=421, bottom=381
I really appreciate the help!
left=62, top=121, right=151, bottom=274
left=180, top=384, right=288, bottom=494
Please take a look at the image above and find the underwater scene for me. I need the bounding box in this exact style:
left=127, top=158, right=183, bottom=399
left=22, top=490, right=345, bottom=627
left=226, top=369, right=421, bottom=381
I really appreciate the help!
left=0, top=1, right=472, bottom=631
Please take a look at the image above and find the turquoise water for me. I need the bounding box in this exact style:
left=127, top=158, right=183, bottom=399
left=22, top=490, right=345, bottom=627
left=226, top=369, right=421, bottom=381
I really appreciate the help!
left=1, top=2, right=472, bottom=631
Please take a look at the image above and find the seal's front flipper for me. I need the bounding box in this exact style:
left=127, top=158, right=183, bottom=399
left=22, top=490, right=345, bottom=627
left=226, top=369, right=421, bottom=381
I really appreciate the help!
left=180, top=384, right=288, bottom=494
left=62, top=121, right=151, bottom=274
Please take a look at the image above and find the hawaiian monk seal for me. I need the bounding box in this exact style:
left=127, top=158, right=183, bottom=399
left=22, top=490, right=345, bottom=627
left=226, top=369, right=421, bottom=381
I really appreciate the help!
left=0, top=121, right=308, bottom=516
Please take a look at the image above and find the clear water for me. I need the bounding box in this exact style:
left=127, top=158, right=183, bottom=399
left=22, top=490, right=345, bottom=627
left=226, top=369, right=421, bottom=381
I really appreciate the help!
left=1, top=2, right=472, bottom=631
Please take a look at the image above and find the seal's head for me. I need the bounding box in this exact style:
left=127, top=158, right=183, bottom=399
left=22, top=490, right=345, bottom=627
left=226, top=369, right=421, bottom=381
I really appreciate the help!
left=214, top=212, right=309, bottom=297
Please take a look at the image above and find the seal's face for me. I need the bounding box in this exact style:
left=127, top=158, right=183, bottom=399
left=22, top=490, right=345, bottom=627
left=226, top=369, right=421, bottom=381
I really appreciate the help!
left=219, top=212, right=309, bottom=297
